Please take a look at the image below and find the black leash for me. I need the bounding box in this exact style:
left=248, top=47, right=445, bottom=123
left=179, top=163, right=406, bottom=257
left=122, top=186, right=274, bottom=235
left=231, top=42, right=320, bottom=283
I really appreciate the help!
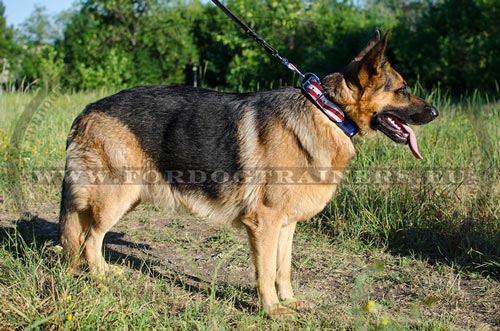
left=210, top=0, right=359, bottom=137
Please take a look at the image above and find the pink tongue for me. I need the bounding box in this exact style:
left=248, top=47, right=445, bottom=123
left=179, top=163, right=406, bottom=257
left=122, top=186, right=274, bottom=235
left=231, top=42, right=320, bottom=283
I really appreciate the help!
left=401, top=123, right=423, bottom=159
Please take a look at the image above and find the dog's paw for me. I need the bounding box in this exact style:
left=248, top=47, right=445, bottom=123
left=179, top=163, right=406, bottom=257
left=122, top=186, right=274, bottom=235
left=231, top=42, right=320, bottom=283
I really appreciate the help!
left=265, top=304, right=296, bottom=320
left=90, top=263, right=125, bottom=280
left=106, top=264, right=125, bottom=276
left=282, top=298, right=315, bottom=312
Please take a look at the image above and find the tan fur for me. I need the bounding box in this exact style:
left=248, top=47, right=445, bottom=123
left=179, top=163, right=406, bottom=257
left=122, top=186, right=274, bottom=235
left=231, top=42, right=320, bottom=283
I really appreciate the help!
left=235, top=105, right=354, bottom=316
left=61, top=113, right=147, bottom=274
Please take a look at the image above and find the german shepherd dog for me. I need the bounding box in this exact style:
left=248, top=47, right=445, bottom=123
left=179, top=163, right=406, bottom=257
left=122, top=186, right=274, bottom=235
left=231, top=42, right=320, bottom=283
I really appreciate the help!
left=60, top=31, right=438, bottom=318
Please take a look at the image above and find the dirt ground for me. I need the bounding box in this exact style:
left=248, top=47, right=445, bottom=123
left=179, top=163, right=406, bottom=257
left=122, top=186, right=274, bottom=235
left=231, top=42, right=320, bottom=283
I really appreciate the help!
left=1, top=203, right=499, bottom=330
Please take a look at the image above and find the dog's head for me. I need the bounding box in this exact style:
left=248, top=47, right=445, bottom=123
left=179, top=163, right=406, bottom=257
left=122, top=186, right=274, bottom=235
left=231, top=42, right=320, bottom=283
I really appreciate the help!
left=322, top=31, right=438, bottom=159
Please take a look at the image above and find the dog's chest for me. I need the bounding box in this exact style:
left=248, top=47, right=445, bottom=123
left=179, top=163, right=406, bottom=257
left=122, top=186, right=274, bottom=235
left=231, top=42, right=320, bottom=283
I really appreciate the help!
left=285, top=149, right=354, bottom=222
left=284, top=182, right=339, bottom=222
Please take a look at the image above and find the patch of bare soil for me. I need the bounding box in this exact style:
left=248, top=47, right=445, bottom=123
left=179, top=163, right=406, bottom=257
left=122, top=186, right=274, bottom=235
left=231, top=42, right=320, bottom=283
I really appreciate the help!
left=1, top=204, right=499, bottom=330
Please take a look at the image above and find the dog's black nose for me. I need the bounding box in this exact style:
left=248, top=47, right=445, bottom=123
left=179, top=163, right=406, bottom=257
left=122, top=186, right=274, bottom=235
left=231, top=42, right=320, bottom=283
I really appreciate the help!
left=430, top=107, right=439, bottom=119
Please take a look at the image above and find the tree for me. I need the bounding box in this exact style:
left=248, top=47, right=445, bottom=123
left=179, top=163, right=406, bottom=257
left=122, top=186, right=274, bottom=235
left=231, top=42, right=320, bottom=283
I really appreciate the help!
left=392, top=0, right=500, bottom=93
left=0, top=0, right=20, bottom=85
left=20, top=4, right=58, bottom=45
left=6, top=0, right=497, bottom=93
left=193, top=0, right=401, bottom=91
left=60, top=0, right=201, bottom=89
left=15, top=5, right=64, bottom=90
left=0, top=0, right=13, bottom=56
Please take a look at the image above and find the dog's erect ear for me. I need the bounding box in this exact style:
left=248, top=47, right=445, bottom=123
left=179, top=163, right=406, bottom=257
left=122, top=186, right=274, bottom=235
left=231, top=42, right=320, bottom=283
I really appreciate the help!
left=354, top=30, right=381, bottom=62
left=357, top=30, right=391, bottom=77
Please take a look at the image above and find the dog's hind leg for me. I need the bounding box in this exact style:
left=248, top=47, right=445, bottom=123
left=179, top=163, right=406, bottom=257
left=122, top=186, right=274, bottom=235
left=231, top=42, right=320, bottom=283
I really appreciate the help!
left=83, top=185, right=141, bottom=276
left=60, top=181, right=140, bottom=275
left=61, top=112, right=147, bottom=275
left=60, top=174, right=94, bottom=272
left=242, top=208, right=296, bottom=319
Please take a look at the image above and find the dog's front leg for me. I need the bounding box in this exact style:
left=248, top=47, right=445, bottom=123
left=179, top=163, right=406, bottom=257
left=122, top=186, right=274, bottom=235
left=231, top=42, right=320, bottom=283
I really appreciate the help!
left=276, top=221, right=296, bottom=300
left=242, top=209, right=295, bottom=319
left=276, top=221, right=314, bottom=312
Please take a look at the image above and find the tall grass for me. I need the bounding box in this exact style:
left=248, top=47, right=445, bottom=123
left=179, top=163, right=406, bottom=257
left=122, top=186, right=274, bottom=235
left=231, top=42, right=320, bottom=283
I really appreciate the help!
left=0, top=89, right=115, bottom=207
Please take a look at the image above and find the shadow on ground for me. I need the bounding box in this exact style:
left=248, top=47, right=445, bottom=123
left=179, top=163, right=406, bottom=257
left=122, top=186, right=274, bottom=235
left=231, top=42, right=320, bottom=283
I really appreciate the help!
left=385, top=221, right=500, bottom=279
left=317, top=203, right=500, bottom=279
left=0, top=212, right=258, bottom=313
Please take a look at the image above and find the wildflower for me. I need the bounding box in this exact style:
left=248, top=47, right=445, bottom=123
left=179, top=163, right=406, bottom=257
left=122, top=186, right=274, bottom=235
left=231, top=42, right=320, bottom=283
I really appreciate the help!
left=66, top=314, right=73, bottom=321
left=363, top=300, right=377, bottom=313
left=52, top=245, right=63, bottom=254
left=65, top=295, right=72, bottom=302
left=380, top=318, right=388, bottom=326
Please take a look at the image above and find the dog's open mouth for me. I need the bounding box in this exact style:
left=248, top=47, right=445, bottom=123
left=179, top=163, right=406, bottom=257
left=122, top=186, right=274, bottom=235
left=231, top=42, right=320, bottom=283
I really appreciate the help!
left=372, top=113, right=422, bottom=159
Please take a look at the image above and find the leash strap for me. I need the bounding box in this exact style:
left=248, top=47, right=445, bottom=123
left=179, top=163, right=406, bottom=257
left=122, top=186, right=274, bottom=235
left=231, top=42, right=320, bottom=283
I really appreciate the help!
left=210, top=0, right=359, bottom=137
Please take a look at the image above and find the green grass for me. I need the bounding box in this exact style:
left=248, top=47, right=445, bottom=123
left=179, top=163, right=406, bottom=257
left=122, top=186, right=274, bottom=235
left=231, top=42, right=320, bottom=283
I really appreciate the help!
left=0, top=88, right=499, bottom=330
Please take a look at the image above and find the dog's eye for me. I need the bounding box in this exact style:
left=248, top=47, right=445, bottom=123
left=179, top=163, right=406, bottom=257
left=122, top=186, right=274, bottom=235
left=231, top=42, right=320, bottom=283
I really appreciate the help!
left=396, top=85, right=410, bottom=96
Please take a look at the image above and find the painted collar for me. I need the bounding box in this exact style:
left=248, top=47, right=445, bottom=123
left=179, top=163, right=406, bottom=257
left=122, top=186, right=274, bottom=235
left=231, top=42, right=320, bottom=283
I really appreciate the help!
left=302, top=73, right=359, bottom=138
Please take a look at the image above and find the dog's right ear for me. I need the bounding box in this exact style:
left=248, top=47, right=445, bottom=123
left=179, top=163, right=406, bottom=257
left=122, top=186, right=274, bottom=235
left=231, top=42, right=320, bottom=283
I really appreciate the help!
left=353, top=30, right=381, bottom=62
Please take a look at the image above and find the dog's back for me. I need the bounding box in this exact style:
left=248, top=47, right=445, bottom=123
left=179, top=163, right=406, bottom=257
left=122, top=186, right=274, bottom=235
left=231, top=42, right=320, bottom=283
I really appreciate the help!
left=69, top=86, right=248, bottom=198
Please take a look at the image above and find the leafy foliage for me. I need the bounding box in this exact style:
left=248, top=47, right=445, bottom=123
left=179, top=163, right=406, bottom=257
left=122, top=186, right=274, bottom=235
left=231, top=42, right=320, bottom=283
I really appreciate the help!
left=2, top=0, right=500, bottom=94
left=392, top=0, right=500, bottom=93
left=59, top=0, right=201, bottom=89
left=0, top=0, right=20, bottom=84
left=0, top=1, right=14, bottom=56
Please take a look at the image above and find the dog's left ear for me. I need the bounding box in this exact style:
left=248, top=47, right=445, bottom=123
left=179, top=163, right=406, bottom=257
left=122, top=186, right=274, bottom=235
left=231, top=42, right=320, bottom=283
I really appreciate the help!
left=358, top=30, right=391, bottom=77
left=354, top=30, right=381, bottom=62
